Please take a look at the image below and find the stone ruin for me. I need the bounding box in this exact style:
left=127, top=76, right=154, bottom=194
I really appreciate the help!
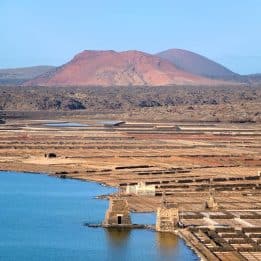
left=156, top=193, right=179, bottom=232
left=103, top=197, right=131, bottom=227
left=205, top=191, right=219, bottom=210
left=126, top=181, right=155, bottom=196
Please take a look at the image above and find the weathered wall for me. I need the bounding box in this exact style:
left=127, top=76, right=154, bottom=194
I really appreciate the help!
left=156, top=207, right=179, bottom=232
left=103, top=198, right=131, bottom=226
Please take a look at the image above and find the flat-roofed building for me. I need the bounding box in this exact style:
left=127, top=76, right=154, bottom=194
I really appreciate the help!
left=126, top=182, right=155, bottom=196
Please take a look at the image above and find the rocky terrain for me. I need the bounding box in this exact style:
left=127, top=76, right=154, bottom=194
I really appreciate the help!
left=0, top=85, right=260, bottom=123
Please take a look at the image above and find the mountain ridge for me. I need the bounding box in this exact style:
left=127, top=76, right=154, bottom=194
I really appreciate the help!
left=24, top=50, right=221, bottom=87
left=0, top=49, right=260, bottom=86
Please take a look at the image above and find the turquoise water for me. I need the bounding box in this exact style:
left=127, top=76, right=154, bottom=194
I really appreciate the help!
left=0, top=171, right=198, bottom=261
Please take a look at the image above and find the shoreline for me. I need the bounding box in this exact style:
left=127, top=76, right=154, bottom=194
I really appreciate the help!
left=0, top=169, right=202, bottom=260
left=177, top=230, right=217, bottom=261
left=0, top=169, right=115, bottom=188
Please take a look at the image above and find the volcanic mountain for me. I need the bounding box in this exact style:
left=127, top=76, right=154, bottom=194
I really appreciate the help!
left=156, top=49, right=238, bottom=79
left=25, top=50, right=217, bottom=87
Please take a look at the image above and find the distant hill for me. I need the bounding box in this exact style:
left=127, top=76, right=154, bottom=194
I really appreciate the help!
left=0, top=66, right=55, bottom=85
left=156, top=49, right=239, bottom=79
left=245, top=74, right=261, bottom=85
left=24, top=50, right=219, bottom=87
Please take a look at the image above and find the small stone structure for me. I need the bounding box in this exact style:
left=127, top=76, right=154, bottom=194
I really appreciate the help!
left=156, top=194, right=179, bottom=232
left=103, top=197, right=131, bottom=227
left=205, top=193, right=218, bottom=210
left=126, top=182, right=155, bottom=196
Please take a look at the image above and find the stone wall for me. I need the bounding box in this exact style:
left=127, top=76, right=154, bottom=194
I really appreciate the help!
left=156, top=206, right=179, bottom=232
left=103, top=197, right=131, bottom=226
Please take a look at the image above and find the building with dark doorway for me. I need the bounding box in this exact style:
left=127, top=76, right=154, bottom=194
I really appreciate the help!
left=103, top=197, right=131, bottom=227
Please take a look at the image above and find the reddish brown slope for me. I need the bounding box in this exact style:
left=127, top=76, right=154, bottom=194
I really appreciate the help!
left=25, top=50, right=218, bottom=87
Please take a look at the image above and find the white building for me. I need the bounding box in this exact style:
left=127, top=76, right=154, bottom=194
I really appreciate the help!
left=126, top=182, right=155, bottom=196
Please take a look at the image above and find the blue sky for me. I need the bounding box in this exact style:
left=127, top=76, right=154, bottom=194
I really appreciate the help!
left=1, top=0, right=260, bottom=74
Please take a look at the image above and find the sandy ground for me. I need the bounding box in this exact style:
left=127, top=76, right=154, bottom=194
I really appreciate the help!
left=0, top=118, right=260, bottom=212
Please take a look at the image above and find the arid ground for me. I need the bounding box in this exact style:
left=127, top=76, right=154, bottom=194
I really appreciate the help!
left=0, top=85, right=260, bottom=260
left=1, top=117, right=260, bottom=211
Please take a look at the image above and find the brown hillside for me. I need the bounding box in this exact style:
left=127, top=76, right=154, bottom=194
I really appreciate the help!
left=25, top=50, right=217, bottom=87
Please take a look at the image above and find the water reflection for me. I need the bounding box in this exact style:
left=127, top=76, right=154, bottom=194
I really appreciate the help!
left=105, top=228, right=131, bottom=247
left=156, top=232, right=178, bottom=252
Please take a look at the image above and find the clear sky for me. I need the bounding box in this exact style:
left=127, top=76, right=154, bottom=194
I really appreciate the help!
left=1, top=0, right=260, bottom=74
